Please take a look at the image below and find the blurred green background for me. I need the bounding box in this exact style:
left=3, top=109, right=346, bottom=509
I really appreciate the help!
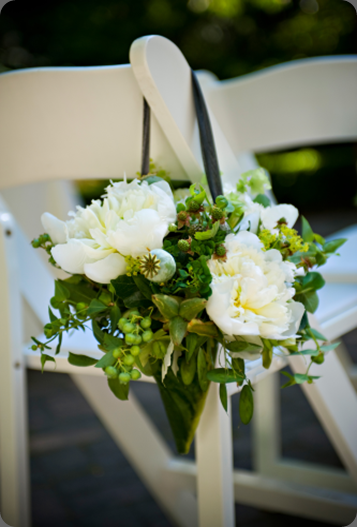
left=0, top=0, right=356, bottom=211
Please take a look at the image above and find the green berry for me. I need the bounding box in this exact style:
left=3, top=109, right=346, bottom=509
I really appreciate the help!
left=113, top=348, right=122, bottom=359
left=215, top=245, right=226, bottom=257
left=42, top=233, right=50, bottom=242
left=130, top=345, right=141, bottom=357
left=130, top=369, right=142, bottom=380
left=142, top=330, right=154, bottom=343
left=118, top=317, right=128, bottom=330
left=178, top=239, right=190, bottom=252
left=168, top=223, right=178, bottom=232
left=119, top=372, right=131, bottom=384
left=312, top=353, right=324, bottom=364
left=211, top=206, right=224, bottom=220
left=134, top=334, right=142, bottom=345
left=31, top=344, right=38, bottom=351
left=123, top=354, right=135, bottom=366
left=76, top=302, right=87, bottom=312
left=140, top=317, right=152, bottom=329
left=105, top=366, right=118, bottom=378
left=123, top=322, right=135, bottom=334
left=188, top=200, right=200, bottom=212
left=125, top=333, right=137, bottom=345
left=177, top=211, right=188, bottom=222
left=32, top=238, right=41, bottom=248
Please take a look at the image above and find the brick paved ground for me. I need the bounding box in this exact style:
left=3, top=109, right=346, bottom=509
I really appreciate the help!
left=28, top=210, right=357, bottom=527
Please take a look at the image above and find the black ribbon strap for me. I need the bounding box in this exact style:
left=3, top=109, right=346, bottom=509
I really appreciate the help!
left=191, top=70, right=223, bottom=201
left=141, top=98, right=151, bottom=176
left=140, top=75, right=223, bottom=200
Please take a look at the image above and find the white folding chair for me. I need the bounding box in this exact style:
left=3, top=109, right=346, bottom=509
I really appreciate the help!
left=0, top=64, right=199, bottom=527
left=129, top=35, right=357, bottom=525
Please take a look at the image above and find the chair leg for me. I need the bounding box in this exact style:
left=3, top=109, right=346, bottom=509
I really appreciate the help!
left=196, top=383, right=235, bottom=527
left=72, top=374, right=198, bottom=527
left=0, top=212, right=31, bottom=527
left=252, top=372, right=281, bottom=476
left=289, top=349, right=357, bottom=482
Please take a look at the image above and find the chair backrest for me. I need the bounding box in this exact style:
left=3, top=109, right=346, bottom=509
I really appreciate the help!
left=130, top=36, right=246, bottom=191
left=202, top=56, right=357, bottom=155
left=130, top=36, right=357, bottom=173
left=0, top=64, right=186, bottom=189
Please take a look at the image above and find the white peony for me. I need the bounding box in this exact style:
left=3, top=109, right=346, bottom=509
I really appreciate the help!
left=238, top=196, right=299, bottom=235
left=206, top=231, right=304, bottom=346
left=41, top=179, right=176, bottom=284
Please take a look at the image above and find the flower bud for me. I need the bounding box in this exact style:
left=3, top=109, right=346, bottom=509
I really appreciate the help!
left=178, top=239, right=190, bottom=252
left=211, top=206, right=224, bottom=220
left=215, top=196, right=228, bottom=209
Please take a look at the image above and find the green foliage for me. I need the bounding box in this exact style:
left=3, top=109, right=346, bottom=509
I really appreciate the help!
left=239, top=385, right=254, bottom=425
left=219, top=383, right=228, bottom=412
left=108, top=377, right=129, bottom=401
left=207, top=368, right=245, bottom=383
left=68, top=353, right=98, bottom=367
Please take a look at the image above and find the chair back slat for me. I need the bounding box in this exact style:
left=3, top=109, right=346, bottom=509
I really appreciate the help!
left=202, top=56, right=357, bottom=154
left=130, top=36, right=245, bottom=191
left=0, top=65, right=186, bottom=189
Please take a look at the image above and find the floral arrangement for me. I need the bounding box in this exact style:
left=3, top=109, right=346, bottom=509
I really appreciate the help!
left=31, top=165, right=345, bottom=454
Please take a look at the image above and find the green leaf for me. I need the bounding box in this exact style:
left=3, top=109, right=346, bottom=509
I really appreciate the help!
left=54, top=281, right=70, bottom=302
left=219, top=383, right=228, bottom=412
left=59, top=279, right=96, bottom=304
left=301, top=216, right=314, bottom=243
left=262, top=346, right=273, bottom=369
left=207, top=368, right=245, bottom=383
left=92, top=320, right=105, bottom=345
left=294, top=373, right=310, bottom=384
left=48, top=307, right=58, bottom=322
left=280, top=371, right=296, bottom=389
left=150, top=357, right=210, bottom=454
left=194, top=221, right=220, bottom=241
left=41, top=353, right=56, bottom=373
left=111, top=275, right=137, bottom=299
left=68, top=352, right=98, bottom=367
left=123, top=291, right=151, bottom=309
left=180, top=354, right=197, bottom=386
left=103, top=333, right=123, bottom=352
left=253, top=194, right=270, bottom=208
left=55, top=333, right=63, bottom=355
left=308, top=328, right=327, bottom=341
left=169, top=316, right=188, bottom=346
left=295, top=291, right=319, bottom=313
left=152, top=294, right=180, bottom=319
left=197, top=348, right=209, bottom=391
left=179, top=298, right=207, bottom=321
left=110, top=305, right=121, bottom=333
left=95, top=349, right=116, bottom=369
left=108, top=377, right=129, bottom=401
left=239, top=385, right=254, bottom=425
left=323, top=238, right=347, bottom=254
left=133, top=274, right=153, bottom=300
left=87, top=299, right=107, bottom=316
left=187, top=319, right=218, bottom=338
left=320, top=342, right=339, bottom=352
left=300, top=272, right=325, bottom=293
left=290, top=349, right=319, bottom=356
left=186, top=333, right=198, bottom=361
left=226, top=340, right=261, bottom=353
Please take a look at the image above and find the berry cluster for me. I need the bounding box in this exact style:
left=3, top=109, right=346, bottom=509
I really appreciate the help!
left=104, top=310, right=153, bottom=384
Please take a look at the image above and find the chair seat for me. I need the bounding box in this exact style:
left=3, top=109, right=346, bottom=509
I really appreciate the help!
left=320, top=225, right=357, bottom=283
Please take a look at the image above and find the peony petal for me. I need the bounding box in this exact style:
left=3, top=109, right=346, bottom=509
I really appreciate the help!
left=41, top=212, right=67, bottom=244
left=280, top=301, right=305, bottom=339
left=84, top=253, right=127, bottom=284
left=261, top=204, right=299, bottom=231
left=51, top=239, right=93, bottom=274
